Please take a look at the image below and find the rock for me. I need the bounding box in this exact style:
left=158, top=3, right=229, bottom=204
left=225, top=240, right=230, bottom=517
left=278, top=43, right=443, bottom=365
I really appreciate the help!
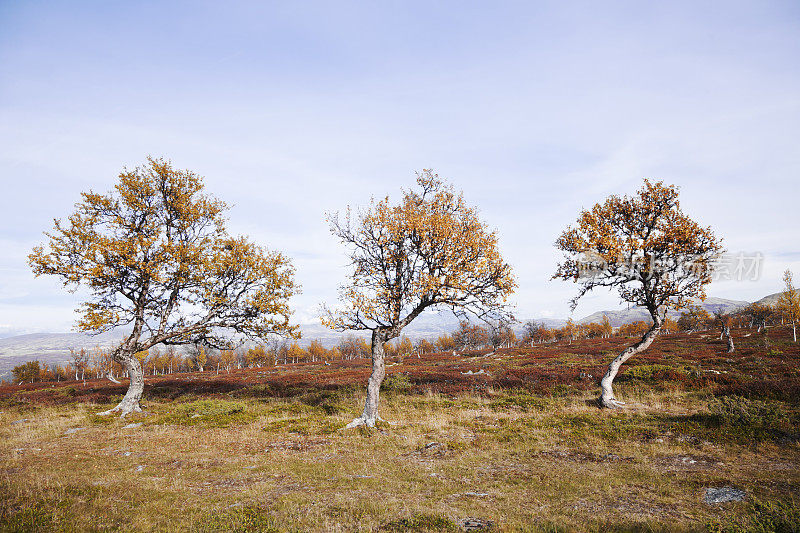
left=11, top=419, right=29, bottom=425
left=459, top=517, right=493, bottom=531
left=122, top=423, right=142, bottom=429
left=704, top=487, right=746, bottom=504
left=64, top=427, right=85, bottom=435
left=461, top=491, right=490, bottom=497
left=135, top=465, right=146, bottom=472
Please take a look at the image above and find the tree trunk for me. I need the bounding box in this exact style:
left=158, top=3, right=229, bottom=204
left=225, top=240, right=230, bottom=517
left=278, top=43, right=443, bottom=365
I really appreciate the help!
left=599, top=316, right=663, bottom=408
left=99, top=351, right=144, bottom=417
left=347, top=330, right=387, bottom=428
left=724, top=326, right=735, bottom=353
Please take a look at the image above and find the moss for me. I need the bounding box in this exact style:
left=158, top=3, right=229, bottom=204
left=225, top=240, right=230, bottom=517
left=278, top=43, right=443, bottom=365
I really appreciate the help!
left=380, top=513, right=459, bottom=532
left=155, top=399, right=258, bottom=427
left=490, top=392, right=550, bottom=412
left=196, top=506, right=279, bottom=533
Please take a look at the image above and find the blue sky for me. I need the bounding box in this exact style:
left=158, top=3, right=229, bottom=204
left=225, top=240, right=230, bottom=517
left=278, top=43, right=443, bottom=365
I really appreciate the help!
left=1, top=1, right=799, bottom=335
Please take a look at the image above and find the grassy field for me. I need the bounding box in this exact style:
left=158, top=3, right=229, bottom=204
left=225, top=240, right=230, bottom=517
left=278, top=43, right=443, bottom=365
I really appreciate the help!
left=1, top=328, right=799, bottom=532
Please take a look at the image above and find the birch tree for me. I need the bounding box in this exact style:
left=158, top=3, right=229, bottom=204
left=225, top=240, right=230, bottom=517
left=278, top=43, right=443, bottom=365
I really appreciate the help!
left=553, top=179, right=723, bottom=408
left=324, top=171, right=516, bottom=427
left=29, top=157, right=299, bottom=416
left=777, top=269, right=800, bottom=342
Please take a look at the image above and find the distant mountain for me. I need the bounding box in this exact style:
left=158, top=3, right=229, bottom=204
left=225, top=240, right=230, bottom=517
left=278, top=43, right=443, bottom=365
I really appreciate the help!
left=753, top=291, right=786, bottom=308
left=0, top=330, right=126, bottom=382
left=576, top=296, right=750, bottom=328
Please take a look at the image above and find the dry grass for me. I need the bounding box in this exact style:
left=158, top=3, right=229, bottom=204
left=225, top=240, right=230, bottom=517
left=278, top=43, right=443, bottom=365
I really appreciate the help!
left=2, top=328, right=800, bottom=532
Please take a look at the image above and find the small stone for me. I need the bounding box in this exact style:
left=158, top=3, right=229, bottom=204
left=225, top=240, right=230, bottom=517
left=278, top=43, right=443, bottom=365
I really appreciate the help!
left=704, top=487, right=746, bottom=504
left=11, top=419, right=29, bottom=425
left=64, top=427, right=85, bottom=435
left=462, top=491, right=490, bottom=497
left=122, top=423, right=142, bottom=429
left=135, top=465, right=145, bottom=472
left=123, top=451, right=132, bottom=457
left=459, top=517, right=494, bottom=531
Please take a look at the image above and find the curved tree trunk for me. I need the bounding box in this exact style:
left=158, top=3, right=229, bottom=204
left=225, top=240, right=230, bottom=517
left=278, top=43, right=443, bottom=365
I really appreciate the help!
left=599, top=316, right=663, bottom=408
left=100, top=352, right=144, bottom=417
left=347, top=330, right=387, bottom=428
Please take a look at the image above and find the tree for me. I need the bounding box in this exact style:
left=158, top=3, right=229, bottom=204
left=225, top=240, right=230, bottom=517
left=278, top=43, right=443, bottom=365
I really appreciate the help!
left=219, top=349, right=237, bottom=373
left=677, top=306, right=712, bottom=333
left=553, top=179, right=723, bottom=408
left=714, top=311, right=736, bottom=353
left=522, top=320, right=551, bottom=345
left=618, top=320, right=652, bottom=338
left=661, top=317, right=679, bottom=334
left=29, top=157, right=299, bottom=416
left=741, top=303, right=773, bottom=333
left=487, top=320, right=516, bottom=349
left=12, top=361, right=41, bottom=384
left=338, top=334, right=370, bottom=360
left=777, top=269, right=800, bottom=342
left=434, top=334, right=457, bottom=352
left=324, top=171, right=516, bottom=427
left=69, top=348, right=89, bottom=381
left=600, top=315, right=613, bottom=338
left=307, top=339, right=328, bottom=362
left=452, top=320, right=489, bottom=352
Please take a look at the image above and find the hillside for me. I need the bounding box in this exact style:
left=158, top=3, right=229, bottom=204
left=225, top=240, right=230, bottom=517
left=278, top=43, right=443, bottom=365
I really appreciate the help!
left=754, top=290, right=788, bottom=308
left=1, top=325, right=798, bottom=531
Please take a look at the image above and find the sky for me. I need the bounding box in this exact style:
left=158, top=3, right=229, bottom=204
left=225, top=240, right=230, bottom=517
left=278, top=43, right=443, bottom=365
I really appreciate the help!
left=1, top=1, right=799, bottom=336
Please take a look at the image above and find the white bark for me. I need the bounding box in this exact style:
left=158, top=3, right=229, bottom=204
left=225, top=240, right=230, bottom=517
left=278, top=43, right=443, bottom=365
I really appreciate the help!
left=347, top=330, right=387, bottom=428
left=724, top=326, right=735, bottom=353
left=599, top=315, right=663, bottom=408
left=99, top=352, right=144, bottom=417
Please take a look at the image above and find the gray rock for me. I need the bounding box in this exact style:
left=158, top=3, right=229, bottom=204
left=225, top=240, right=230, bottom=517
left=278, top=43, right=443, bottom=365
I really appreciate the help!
left=11, top=418, right=29, bottom=425
left=704, top=487, right=746, bottom=504
left=64, top=427, right=85, bottom=434
left=135, top=465, right=146, bottom=472
left=122, top=423, right=142, bottom=429
left=459, top=517, right=493, bottom=531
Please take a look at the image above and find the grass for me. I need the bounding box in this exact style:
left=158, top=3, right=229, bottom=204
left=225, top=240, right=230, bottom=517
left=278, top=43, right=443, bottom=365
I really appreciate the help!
left=1, top=327, right=799, bottom=532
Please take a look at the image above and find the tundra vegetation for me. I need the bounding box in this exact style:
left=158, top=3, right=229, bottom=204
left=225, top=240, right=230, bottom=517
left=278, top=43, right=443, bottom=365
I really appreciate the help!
left=2, top=322, right=799, bottom=532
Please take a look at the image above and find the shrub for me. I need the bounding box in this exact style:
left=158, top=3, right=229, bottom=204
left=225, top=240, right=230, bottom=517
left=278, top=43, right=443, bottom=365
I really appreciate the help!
left=158, top=399, right=257, bottom=427
left=383, top=373, right=413, bottom=394
left=622, top=364, right=687, bottom=382
left=708, top=498, right=800, bottom=533
left=198, top=505, right=279, bottom=532
left=381, top=513, right=459, bottom=532
left=708, top=395, right=786, bottom=429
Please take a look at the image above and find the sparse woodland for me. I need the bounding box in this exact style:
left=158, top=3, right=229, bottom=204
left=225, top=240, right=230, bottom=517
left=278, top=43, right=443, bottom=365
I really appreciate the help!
left=2, top=162, right=799, bottom=532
